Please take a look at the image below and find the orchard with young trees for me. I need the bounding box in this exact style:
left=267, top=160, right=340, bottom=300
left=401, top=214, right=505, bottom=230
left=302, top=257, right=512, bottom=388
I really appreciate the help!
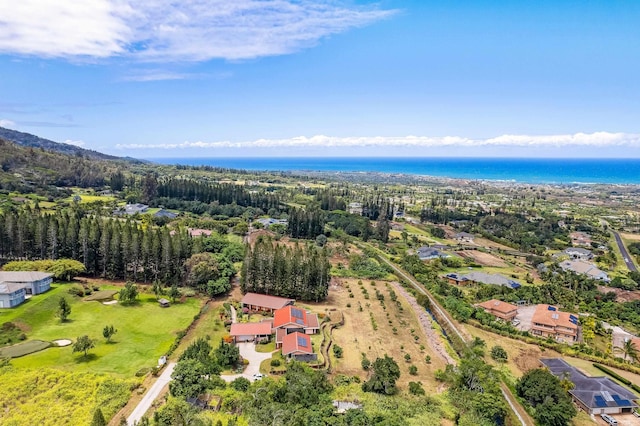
left=241, top=236, right=331, bottom=301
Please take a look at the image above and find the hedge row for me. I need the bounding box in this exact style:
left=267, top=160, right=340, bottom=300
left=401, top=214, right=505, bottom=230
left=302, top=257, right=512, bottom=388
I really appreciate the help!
left=593, top=363, right=640, bottom=393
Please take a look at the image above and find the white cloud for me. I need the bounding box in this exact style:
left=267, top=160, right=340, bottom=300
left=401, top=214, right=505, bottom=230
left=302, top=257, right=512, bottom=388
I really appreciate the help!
left=63, top=139, right=86, bottom=147
left=0, top=0, right=394, bottom=61
left=0, top=119, right=16, bottom=128
left=115, top=132, right=640, bottom=150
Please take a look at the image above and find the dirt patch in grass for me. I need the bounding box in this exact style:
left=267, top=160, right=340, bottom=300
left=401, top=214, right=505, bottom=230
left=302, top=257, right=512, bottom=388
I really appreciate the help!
left=455, top=250, right=508, bottom=267
left=514, top=348, right=543, bottom=373
left=0, top=339, right=51, bottom=358
left=597, top=286, right=640, bottom=302
left=84, top=290, right=118, bottom=301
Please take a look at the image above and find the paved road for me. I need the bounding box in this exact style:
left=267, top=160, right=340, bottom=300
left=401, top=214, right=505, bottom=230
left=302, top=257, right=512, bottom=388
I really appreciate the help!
left=613, top=231, right=638, bottom=272
left=127, top=362, right=176, bottom=426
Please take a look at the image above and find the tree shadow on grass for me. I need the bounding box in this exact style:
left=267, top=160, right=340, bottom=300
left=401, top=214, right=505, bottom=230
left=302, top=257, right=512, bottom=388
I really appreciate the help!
left=74, top=353, right=98, bottom=363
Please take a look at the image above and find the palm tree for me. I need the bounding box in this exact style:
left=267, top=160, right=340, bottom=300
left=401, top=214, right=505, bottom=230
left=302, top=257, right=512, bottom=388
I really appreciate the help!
left=615, top=339, right=639, bottom=363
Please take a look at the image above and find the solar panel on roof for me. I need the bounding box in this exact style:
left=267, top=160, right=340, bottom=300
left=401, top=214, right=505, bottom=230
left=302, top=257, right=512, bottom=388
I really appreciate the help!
left=297, top=336, right=307, bottom=347
left=594, top=395, right=608, bottom=407
left=569, top=314, right=578, bottom=321
left=602, top=391, right=613, bottom=402
left=295, top=319, right=304, bottom=325
left=548, top=306, right=557, bottom=311
left=291, top=308, right=304, bottom=319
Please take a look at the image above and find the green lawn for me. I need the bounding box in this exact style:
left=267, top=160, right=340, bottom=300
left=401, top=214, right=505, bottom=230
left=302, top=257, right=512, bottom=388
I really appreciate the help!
left=3, top=284, right=201, bottom=377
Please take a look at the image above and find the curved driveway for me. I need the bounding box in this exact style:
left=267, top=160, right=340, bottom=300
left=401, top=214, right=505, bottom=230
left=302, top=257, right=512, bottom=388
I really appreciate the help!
left=221, top=342, right=273, bottom=382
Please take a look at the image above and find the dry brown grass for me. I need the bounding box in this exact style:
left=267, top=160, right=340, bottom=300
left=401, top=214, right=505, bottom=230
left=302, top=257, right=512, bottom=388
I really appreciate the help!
left=621, top=232, right=640, bottom=242
left=456, top=250, right=509, bottom=267
left=463, top=325, right=561, bottom=377
left=306, top=278, right=447, bottom=393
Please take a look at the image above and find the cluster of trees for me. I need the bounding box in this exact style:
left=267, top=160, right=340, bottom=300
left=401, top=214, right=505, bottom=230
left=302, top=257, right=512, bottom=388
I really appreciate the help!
left=478, top=213, right=567, bottom=253
left=184, top=253, right=236, bottom=297
left=0, top=206, right=239, bottom=292
left=241, top=237, right=331, bottom=301
left=516, top=368, right=576, bottom=426
left=436, top=347, right=507, bottom=425
left=286, top=208, right=325, bottom=239
left=169, top=338, right=238, bottom=400
left=156, top=177, right=281, bottom=211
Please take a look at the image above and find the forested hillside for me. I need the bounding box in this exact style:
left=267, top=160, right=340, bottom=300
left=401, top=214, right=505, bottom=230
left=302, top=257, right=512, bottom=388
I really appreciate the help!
left=0, top=126, right=118, bottom=160
left=0, top=139, right=122, bottom=191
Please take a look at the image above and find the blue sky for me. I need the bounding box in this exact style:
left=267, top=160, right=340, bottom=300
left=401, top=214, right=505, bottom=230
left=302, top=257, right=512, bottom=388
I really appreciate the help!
left=1, top=0, right=639, bottom=158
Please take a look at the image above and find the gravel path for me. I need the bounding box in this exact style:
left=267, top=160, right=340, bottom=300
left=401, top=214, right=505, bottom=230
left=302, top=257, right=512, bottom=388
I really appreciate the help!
left=391, top=282, right=456, bottom=365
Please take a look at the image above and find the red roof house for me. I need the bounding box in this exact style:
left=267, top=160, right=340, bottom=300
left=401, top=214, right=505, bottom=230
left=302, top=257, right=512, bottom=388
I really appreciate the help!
left=273, top=306, right=320, bottom=348
left=229, top=321, right=273, bottom=343
left=281, top=332, right=314, bottom=359
left=241, top=292, right=294, bottom=313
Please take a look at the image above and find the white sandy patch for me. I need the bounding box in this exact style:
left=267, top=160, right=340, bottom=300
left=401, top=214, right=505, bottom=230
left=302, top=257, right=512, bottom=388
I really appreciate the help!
left=54, top=339, right=72, bottom=346
left=103, top=300, right=118, bottom=305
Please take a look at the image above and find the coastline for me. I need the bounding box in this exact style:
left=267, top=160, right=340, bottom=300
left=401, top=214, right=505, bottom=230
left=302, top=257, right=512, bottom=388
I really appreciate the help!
left=148, top=157, right=640, bottom=186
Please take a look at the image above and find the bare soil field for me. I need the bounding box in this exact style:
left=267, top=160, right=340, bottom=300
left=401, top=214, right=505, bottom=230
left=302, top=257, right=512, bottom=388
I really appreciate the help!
left=597, top=285, right=640, bottom=303
left=455, top=250, right=509, bottom=267
left=306, top=278, right=447, bottom=393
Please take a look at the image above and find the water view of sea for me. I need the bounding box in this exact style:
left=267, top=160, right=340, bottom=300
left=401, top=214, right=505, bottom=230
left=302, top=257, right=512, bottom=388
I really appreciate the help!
left=150, top=157, right=640, bottom=185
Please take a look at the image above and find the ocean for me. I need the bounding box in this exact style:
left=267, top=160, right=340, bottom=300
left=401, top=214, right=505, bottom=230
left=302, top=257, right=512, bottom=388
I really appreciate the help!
left=149, top=157, right=640, bottom=185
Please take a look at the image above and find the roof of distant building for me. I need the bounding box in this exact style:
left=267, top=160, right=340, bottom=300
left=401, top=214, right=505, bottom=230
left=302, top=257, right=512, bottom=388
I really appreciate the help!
left=0, top=271, right=52, bottom=283
left=462, top=271, right=520, bottom=288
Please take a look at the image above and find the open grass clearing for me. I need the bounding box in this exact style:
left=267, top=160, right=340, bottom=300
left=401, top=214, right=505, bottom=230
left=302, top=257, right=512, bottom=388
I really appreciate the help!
left=0, top=339, right=51, bottom=358
left=306, top=278, right=447, bottom=393
left=5, top=284, right=202, bottom=376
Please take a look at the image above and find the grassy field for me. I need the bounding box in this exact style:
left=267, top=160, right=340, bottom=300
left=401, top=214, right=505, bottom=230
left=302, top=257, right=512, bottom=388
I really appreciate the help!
left=307, top=278, right=447, bottom=393
left=0, top=367, right=134, bottom=426
left=2, top=284, right=202, bottom=376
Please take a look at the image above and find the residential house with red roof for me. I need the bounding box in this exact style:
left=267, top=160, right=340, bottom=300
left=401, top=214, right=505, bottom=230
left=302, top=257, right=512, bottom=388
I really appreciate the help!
left=281, top=332, right=316, bottom=361
left=273, top=305, right=320, bottom=348
left=530, top=304, right=579, bottom=343
left=476, top=299, right=518, bottom=321
left=241, top=292, right=294, bottom=314
left=229, top=321, right=273, bottom=343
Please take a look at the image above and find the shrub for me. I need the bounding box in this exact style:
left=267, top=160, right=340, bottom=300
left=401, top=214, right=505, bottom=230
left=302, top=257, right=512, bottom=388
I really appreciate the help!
left=270, top=359, right=281, bottom=367
left=333, top=345, right=344, bottom=358
left=409, top=365, right=418, bottom=375
left=490, top=345, right=508, bottom=363
left=409, top=381, right=425, bottom=395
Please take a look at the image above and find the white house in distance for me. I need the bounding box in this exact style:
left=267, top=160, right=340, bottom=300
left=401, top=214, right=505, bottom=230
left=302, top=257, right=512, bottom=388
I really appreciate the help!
left=563, top=247, right=593, bottom=261
left=559, top=260, right=610, bottom=282
left=0, top=271, right=53, bottom=308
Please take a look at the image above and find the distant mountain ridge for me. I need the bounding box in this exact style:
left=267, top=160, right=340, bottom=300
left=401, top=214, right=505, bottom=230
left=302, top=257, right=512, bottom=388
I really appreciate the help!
left=0, top=126, right=121, bottom=161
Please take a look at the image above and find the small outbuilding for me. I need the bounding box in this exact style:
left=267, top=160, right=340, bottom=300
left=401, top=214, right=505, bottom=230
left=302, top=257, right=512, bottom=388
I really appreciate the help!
left=158, top=298, right=170, bottom=308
